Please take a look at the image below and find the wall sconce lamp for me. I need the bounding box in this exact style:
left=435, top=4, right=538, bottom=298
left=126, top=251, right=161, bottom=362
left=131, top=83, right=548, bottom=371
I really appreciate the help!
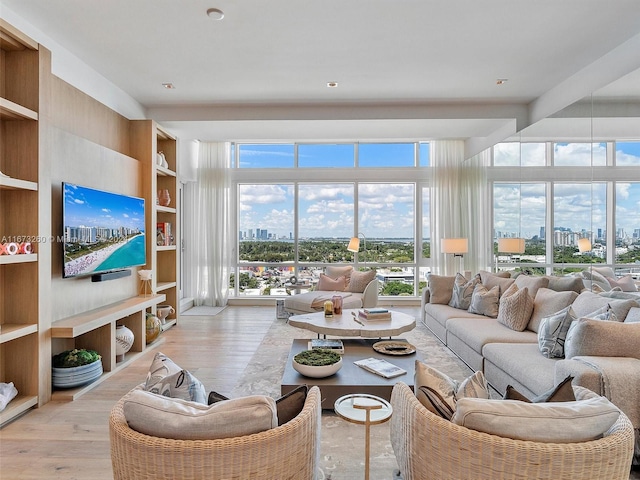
left=441, top=237, right=468, bottom=274
left=347, top=233, right=367, bottom=264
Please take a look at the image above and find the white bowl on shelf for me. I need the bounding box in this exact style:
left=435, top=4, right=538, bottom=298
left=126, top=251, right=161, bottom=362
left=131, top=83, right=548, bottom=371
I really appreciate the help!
left=292, top=355, right=342, bottom=378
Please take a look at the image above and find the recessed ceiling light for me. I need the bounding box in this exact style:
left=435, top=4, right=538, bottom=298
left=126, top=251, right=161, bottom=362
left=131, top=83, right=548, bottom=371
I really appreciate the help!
left=162, top=83, right=175, bottom=89
left=496, top=78, right=508, bottom=85
left=327, top=82, right=338, bottom=88
left=206, top=8, right=224, bottom=20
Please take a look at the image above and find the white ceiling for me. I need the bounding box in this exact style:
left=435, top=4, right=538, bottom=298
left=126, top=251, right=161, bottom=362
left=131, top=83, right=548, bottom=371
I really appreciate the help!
left=3, top=0, right=640, bottom=153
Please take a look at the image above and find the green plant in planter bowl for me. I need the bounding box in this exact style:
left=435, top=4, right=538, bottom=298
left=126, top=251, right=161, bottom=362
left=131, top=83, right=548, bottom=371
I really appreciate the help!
left=293, top=349, right=342, bottom=378
left=52, top=348, right=101, bottom=368
left=52, top=349, right=103, bottom=388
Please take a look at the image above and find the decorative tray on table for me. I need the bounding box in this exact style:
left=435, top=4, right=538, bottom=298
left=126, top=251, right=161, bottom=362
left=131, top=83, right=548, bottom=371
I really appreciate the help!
left=372, top=340, right=416, bottom=356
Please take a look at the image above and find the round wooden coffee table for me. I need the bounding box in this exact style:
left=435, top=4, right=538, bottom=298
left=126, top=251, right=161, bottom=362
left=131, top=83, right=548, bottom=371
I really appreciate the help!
left=287, top=308, right=415, bottom=338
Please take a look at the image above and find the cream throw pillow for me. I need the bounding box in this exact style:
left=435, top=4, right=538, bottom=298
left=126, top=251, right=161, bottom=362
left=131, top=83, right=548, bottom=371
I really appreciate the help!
left=123, top=388, right=278, bottom=440
left=478, top=271, right=515, bottom=297
left=497, top=283, right=533, bottom=331
left=347, top=269, right=376, bottom=293
left=452, top=396, right=620, bottom=443
left=528, top=288, right=578, bottom=333
left=606, top=274, right=638, bottom=292
left=427, top=274, right=456, bottom=304
left=414, top=360, right=489, bottom=420
left=468, top=284, right=499, bottom=318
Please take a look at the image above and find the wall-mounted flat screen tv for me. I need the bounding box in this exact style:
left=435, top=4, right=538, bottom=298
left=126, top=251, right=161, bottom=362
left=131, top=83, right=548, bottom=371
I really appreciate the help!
left=62, top=182, right=146, bottom=279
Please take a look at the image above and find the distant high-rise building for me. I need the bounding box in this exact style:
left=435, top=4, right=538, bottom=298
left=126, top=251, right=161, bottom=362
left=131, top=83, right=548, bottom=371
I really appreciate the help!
left=539, top=226, right=545, bottom=239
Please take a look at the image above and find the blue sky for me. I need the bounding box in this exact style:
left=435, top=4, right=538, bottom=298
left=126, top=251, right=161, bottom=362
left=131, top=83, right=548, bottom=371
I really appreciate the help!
left=63, top=183, right=145, bottom=231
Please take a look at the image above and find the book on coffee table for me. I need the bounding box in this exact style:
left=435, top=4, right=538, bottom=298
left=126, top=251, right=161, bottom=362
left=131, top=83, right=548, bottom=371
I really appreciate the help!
left=354, top=357, right=407, bottom=378
left=308, top=338, right=344, bottom=354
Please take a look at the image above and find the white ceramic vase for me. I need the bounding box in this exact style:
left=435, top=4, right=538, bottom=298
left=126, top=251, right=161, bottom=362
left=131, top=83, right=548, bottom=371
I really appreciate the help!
left=115, top=325, right=134, bottom=360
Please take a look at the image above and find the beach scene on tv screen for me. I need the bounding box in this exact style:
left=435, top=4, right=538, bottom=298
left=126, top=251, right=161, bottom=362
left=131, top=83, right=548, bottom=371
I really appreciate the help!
left=63, top=184, right=145, bottom=277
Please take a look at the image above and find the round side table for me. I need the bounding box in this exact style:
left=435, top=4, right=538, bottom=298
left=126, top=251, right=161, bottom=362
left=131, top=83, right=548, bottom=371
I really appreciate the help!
left=334, top=393, right=393, bottom=480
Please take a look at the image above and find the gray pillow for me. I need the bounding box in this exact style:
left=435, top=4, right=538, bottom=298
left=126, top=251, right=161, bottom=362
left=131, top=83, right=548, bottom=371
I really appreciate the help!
left=571, top=290, right=639, bottom=322
left=564, top=318, right=640, bottom=359
left=468, top=284, right=499, bottom=318
left=537, top=306, right=576, bottom=358
left=427, top=274, right=456, bottom=304
left=547, top=276, right=584, bottom=294
left=449, top=273, right=479, bottom=310
left=528, top=288, right=578, bottom=333
left=624, top=307, right=640, bottom=323
left=145, top=352, right=207, bottom=404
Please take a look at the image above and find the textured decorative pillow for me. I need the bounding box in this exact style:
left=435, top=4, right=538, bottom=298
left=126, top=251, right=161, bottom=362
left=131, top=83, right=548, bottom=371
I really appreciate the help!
left=504, top=375, right=575, bottom=403
left=452, top=396, right=620, bottom=443
left=514, top=274, right=549, bottom=299
left=479, top=271, right=515, bottom=297
left=564, top=318, right=640, bottom=359
left=497, top=283, right=533, bottom=332
left=427, top=274, right=456, bottom=304
left=592, top=265, right=616, bottom=279
left=325, top=265, right=353, bottom=288
left=606, top=274, right=638, bottom=292
left=123, top=388, right=278, bottom=440
left=448, top=273, right=479, bottom=310
left=546, top=275, right=585, bottom=294
left=317, top=273, right=346, bottom=291
left=414, top=361, right=489, bottom=420
left=276, top=385, right=308, bottom=426
left=145, top=352, right=207, bottom=404
left=467, top=284, right=499, bottom=318
left=571, top=290, right=638, bottom=322
left=528, top=288, right=578, bottom=333
left=537, top=306, right=577, bottom=358
left=347, top=269, right=376, bottom=293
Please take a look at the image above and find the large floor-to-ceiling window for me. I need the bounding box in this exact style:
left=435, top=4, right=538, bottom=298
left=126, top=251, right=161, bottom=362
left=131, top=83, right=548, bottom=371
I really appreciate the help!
left=228, top=139, right=639, bottom=299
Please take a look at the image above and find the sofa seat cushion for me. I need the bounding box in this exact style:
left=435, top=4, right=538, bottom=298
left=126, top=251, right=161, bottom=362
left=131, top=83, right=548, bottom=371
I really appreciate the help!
left=424, top=304, right=486, bottom=331
left=482, top=343, right=557, bottom=396
left=446, top=317, right=538, bottom=356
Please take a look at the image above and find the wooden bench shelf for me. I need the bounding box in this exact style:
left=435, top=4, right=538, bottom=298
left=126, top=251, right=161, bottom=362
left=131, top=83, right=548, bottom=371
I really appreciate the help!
left=50, top=294, right=166, bottom=401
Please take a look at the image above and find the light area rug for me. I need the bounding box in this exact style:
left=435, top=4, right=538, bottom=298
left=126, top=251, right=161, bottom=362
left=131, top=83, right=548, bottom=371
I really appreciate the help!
left=232, top=315, right=472, bottom=480
left=182, top=305, right=227, bottom=316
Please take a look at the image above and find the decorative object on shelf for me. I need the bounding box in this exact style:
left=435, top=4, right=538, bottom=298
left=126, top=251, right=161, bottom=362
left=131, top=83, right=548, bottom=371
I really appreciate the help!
left=292, top=349, right=342, bottom=378
left=0, top=382, right=18, bottom=412
left=115, top=324, right=135, bottom=362
left=0, top=242, right=19, bottom=255
left=138, top=269, right=153, bottom=296
left=156, top=151, right=168, bottom=167
left=157, top=222, right=173, bottom=246
left=158, top=189, right=171, bottom=207
left=51, top=349, right=103, bottom=389
left=156, top=305, right=175, bottom=324
left=146, top=313, right=162, bottom=343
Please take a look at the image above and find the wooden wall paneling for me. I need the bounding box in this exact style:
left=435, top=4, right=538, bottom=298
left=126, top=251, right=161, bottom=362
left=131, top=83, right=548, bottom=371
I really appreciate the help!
left=2, top=334, right=38, bottom=397
left=2, top=262, right=38, bottom=324
left=2, top=120, right=38, bottom=181
left=3, top=49, right=39, bottom=112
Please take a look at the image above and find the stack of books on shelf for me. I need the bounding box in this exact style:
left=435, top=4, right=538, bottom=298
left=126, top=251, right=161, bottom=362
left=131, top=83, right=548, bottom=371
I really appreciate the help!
left=156, top=222, right=173, bottom=246
left=357, top=308, right=391, bottom=322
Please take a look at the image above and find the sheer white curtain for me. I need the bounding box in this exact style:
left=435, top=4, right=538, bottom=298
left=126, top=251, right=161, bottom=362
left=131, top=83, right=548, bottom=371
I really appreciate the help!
left=430, top=141, right=490, bottom=275
left=192, top=142, right=234, bottom=306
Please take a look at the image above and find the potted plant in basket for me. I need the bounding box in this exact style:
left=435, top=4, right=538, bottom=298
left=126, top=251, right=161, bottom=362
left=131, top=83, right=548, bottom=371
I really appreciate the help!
left=292, top=349, right=342, bottom=378
left=52, top=348, right=103, bottom=388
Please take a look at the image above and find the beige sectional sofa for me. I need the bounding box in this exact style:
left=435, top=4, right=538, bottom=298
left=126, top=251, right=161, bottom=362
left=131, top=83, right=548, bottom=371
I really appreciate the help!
left=421, top=270, right=640, bottom=465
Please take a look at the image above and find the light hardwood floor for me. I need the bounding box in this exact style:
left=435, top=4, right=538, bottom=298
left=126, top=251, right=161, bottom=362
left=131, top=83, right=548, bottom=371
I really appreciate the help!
left=1, top=305, right=637, bottom=480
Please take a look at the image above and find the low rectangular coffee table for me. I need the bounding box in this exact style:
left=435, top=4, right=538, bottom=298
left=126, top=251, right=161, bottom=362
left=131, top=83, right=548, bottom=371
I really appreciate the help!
left=281, top=338, right=416, bottom=409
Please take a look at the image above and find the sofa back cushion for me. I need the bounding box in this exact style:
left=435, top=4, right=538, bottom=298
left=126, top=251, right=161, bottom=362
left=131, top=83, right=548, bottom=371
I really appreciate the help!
left=325, top=265, right=353, bottom=286
left=546, top=275, right=585, bottom=294
left=451, top=395, right=620, bottom=443
left=479, top=271, right=515, bottom=297
left=514, top=274, right=549, bottom=299
left=123, top=388, right=278, bottom=440
left=571, top=290, right=639, bottom=322
left=606, top=274, right=638, bottom=292
left=564, top=318, right=640, bottom=359
left=427, top=274, right=456, bottom=304
left=528, top=288, right=578, bottom=333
